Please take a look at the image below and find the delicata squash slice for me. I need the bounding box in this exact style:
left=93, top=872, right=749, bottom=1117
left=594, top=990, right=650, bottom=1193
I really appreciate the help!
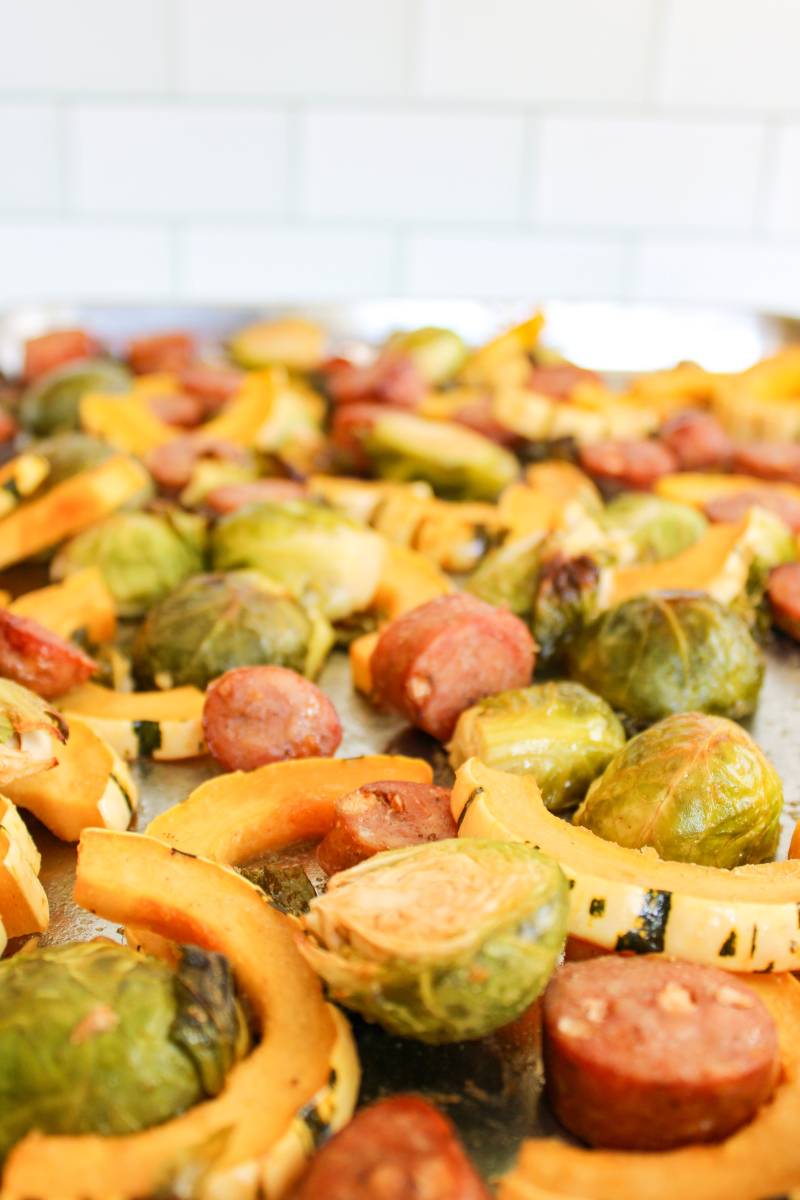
left=58, top=681, right=206, bottom=761
left=9, top=566, right=116, bottom=645
left=0, top=793, right=48, bottom=938
left=452, top=759, right=800, bottom=973
left=499, top=973, right=800, bottom=1200
left=1, top=829, right=359, bottom=1200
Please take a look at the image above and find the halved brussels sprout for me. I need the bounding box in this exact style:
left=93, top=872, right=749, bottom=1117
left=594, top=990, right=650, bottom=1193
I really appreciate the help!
left=742, top=506, right=797, bottom=608
left=19, top=359, right=130, bottom=436
left=567, top=591, right=764, bottom=726
left=385, top=327, right=467, bottom=384
left=574, top=711, right=782, bottom=868
left=52, top=510, right=206, bottom=618
left=0, top=679, right=66, bottom=786
left=32, top=433, right=113, bottom=489
left=210, top=500, right=385, bottom=620
left=449, top=681, right=625, bottom=814
left=602, top=492, right=708, bottom=562
left=299, top=838, right=568, bottom=1044
left=531, top=552, right=601, bottom=669
left=359, top=410, right=519, bottom=502
left=466, top=532, right=542, bottom=615
left=132, top=571, right=333, bottom=689
left=0, top=940, right=249, bottom=1160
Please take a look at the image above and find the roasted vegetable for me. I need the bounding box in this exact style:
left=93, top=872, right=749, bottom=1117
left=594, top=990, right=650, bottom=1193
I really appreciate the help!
left=575, top=712, right=782, bottom=868
left=568, top=592, right=764, bottom=725
left=58, top=682, right=205, bottom=761
left=0, top=678, right=66, bottom=786
left=385, top=326, right=467, bottom=384
left=449, top=681, right=626, bottom=814
left=132, top=571, right=333, bottom=690
left=229, top=317, right=326, bottom=371
left=0, top=454, right=50, bottom=519
left=466, top=532, right=543, bottom=615
left=532, top=553, right=601, bottom=669
left=238, top=860, right=317, bottom=916
left=0, top=794, right=49, bottom=937
left=299, top=838, right=568, bottom=1043
left=19, top=359, right=130, bottom=436
left=52, top=509, right=206, bottom=617
left=453, top=757, right=800, bottom=973
left=601, top=492, right=708, bottom=562
left=31, top=432, right=113, bottom=490
left=0, top=940, right=249, bottom=1162
left=9, top=568, right=116, bottom=645
left=211, top=500, right=385, bottom=620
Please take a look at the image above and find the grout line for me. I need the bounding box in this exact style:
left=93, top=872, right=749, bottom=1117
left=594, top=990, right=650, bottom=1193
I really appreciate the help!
left=752, top=120, right=781, bottom=234
left=54, top=103, right=71, bottom=216
left=285, top=104, right=304, bottom=222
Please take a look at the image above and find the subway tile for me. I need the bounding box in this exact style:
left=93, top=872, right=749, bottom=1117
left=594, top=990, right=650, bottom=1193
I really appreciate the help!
left=0, top=106, right=61, bottom=211
left=632, top=238, right=800, bottom=313
left=766, top=126, right=800, bottom=234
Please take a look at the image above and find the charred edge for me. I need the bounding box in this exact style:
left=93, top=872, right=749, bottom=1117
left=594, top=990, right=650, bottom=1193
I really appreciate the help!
left=133, top=719, right=162, bottom=758
left=614, top=889, right=672, bottom=955
left=3, top=478, right=20, bottom=502
left=589, top=898, right=606, bottom=917
left=169, top=846, right=198, bottom=859
left=719, top=931, right=737, bottom=958
left=110, top=774, right=134, bottom=818
left=52, top=711, right=70, bottom=744
left=750, top=925, right=758, bottom=958
left=567, top=878, right=575, bottom=890
left=455, top=786, right=484, bottom=832
left=796, top=902, right=800, bottom=930
left=756, top=961, right=775, bottom=974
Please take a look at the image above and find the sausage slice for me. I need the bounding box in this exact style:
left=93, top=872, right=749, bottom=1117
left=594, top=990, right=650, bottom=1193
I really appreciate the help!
left=542, top=955, right=779, bottom=1151
left=326, top=352, right=426, bottom=409
left=145, top=436, right=250, bottom=493
left=205, top=478, right=307, bottom=515
left=578, top=440, right=677, bottom=492
left=128, top=332, right=195, bottom=375
left=371, top=593, right=536, bottom=741
left=659, top=410, right=733, bottom=470
left=732, top=441, right=800, bottom=484
left=23, top=330, right=97, bottom=381
left=290, top=1095, right=490, bottom=1200
left=317, top=780, right=455, bottom=876
left=768, top=561, right=800, bottom=640
left=146, top=392, right=206, bottom=429
left=705, top=488, right=800, bottom=532
left=529, top=363, right=601, bottom=399
left=202, top=665, right=342, bottom=772
left=0, top=610, right=96, bottom=699
left=179, top=363, right=245, bottom=412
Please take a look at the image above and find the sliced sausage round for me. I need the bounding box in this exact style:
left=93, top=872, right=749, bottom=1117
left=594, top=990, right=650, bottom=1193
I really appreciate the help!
left=290, top=1095, right=490, bottom=1200
left=0, top=610, right=96, bottom=699
left=327, top=352, right=426, bottom=409
left=371, top=594, right=536, bottom=742
left=447, top=397, right=519, bottom=446
left=732, top=441, right=800, bottom=484
left=529, top=363, right=601, bottom=400
left=317, top=780, right=455, bottom=876
left=146, top=392, right=206, bottom=429
left=145, top=436, right=249, bottom=493
left=542, top=955, right=779, bottom=1152
left=705, top=488, right=800, bottom=532
left=202, top=665, right=342, bottom=773
left=23, top=329, right=97, bottom=381
left=578, top=439, right=678, bottom=492
left=768, top=561, right=800, bottom=641
left=659, top=410, right=733, bottom=470
left=205, top=478, right=307, bottom=515
left=179, top=363, right=245, bottom=412
left=128, top=331, right=195, bottom=376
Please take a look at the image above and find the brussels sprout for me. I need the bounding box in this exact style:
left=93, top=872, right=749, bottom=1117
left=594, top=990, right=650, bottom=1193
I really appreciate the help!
left=385, top=327, right=467, bottom=384
left=132, top=571, right=333, bottom=690
left=574, top=711, right=782, bottom=868
left=210, top=500, right=385, bottom=621
left=567, top=591, right=764, bottom=726
left=33, top=432, right=113, bottom=488
left=602, top=492, right=708, bottom=562
left=52, top=510, right=206, bottom=618
left=449, top=682, right=626, bottom=814
left=299, top=838, right=568, bottom=1044
left=466, top=532, right=542, bottom=615
left=19, top=359, right=130, bottom=436
left=0, top=678, right=66, bottom=786
left=742, top=506, right=797, bottom=606
left=531, top=552, right=601, bottom=669
left=238, top=860, right=317, bottom=916
left=359, top=410, right=519, bottom=502
left=0, top=940, right=249, bottom=1160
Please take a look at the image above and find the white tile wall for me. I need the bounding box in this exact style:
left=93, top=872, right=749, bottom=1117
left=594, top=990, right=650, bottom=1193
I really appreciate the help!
left=0, top=0, right=798, bottom=314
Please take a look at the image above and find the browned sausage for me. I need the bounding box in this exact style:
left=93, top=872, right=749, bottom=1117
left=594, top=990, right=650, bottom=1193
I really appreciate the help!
left=542, top=955, right=779, bottom=1151
left=23, top=329, right=97, bottom=381
left=767, top=561, right=800, bottom=640
left=0, top=410, right=17, bottom=445
left=0, top=610, right=96, bottom=699
left=704, top=488, right=800, bottom=532
left=205, top=478, right=307, bottom=515
left=529, top=363, right=601, bottom=400
left=317, top=780, right=455, bottom=875
left=446, top=396, right=519, bottom=446
left=146, top=392, right=206, bottom=429
left=329, top=401, right=389, bottom=469
left=371, top=594, right=536, bottom=742
left=145, top=436, right=250, bottom=493
left=326, top=351, right=426, bottom=409
left=659, top=410, right=733, bottom=470
left=578, top=440, right=678, bottom=492
left=128, top=331, right=195, bottom=376
left=202, top=665, right=342, bottom=772
left=732, top=441, right=800, bottom=484
left=290, top=1095, right=490, bottom=1200
left=179, top=363, right=245, bottom=412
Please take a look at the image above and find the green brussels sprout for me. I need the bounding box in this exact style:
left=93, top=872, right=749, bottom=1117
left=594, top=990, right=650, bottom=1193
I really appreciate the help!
left=385, top=327, right=467, bottom=384
left=359, top=410, right=519, bottom=502
left=531, top=552, right=601, bottom=669
left=742, top=506, right=797, bottom=605
left=299, top=838, right=568, bottom=1044
left=52, top=510, right=206, bottom=618
left=0, top=941, right=249, bottom=1160
left=466, top=532, right=542, bottom=615
left=19, top=359, right=130, bottom=436
left=32, top=432, right=114, bottom=487
left=567, top=591, right=764, bottom=726
left=574, top=711, right=782, bottom=868
left=602, top=492, right=708, bottom=562
left=0, top=679, right=67, bottom=786
left=210, top=500, right=385, bottom=621
left=237, top=859, right=317, bottom=916
left=449, top=681, right=626, bottom=814
left=132, top=571, right=333, bottom=690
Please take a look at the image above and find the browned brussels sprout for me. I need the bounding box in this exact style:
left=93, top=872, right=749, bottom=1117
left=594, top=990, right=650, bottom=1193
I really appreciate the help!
left=531, top=553, right=601, bottom=669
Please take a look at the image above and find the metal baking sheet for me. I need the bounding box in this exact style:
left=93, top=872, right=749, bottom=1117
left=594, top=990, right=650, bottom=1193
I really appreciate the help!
left=3, top=300, right=800, bottom=1189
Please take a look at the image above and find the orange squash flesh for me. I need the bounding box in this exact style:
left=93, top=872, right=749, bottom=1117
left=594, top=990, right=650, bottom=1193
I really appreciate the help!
left=2, top=829, right=340, bottom=1200
left=499, top=974, right=800, bottom=1200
